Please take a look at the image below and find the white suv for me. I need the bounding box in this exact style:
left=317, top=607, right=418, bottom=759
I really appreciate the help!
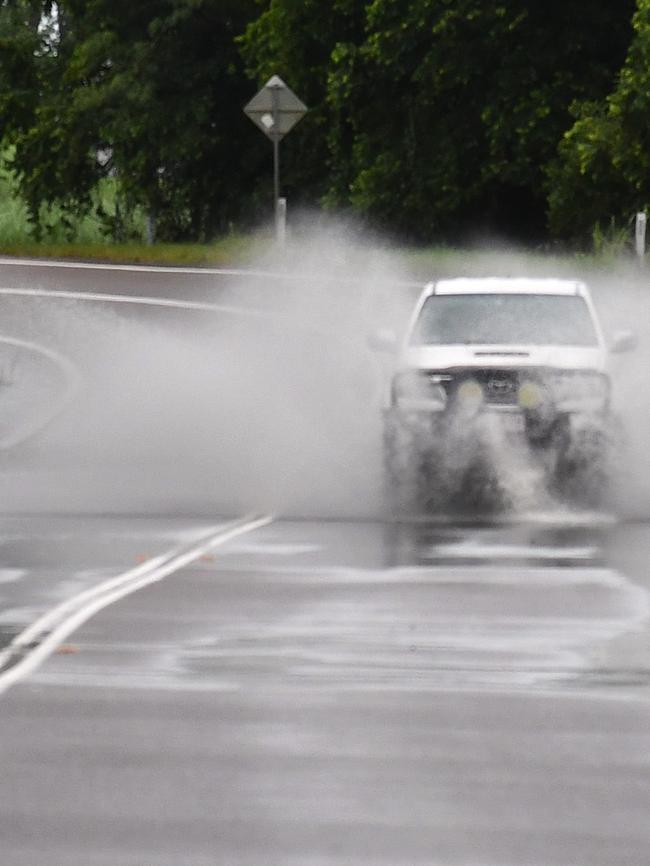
left=377, top=277, right=635, bottom=510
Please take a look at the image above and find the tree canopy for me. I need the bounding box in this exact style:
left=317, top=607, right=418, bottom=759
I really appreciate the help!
left=242, top=0, right=634, bottom=241
left=548, top=0, right=650, bottom=243
left=1, top=0, right=268, bottom=240
left=0, top=0, right=644, bottom=243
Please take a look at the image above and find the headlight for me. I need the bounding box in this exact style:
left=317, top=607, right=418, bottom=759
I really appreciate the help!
left=551, top=372, right=610, bottom=413
left=393, top=372, right=447, bottom=411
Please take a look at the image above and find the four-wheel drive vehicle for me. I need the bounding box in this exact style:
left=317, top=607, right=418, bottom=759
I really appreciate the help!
left=374, top=278, right=635, bottom=510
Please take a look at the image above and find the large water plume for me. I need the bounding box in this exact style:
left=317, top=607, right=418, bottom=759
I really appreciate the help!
left=0, top=220, right=648, bottom=520
left=0, top=221, right=411, bottom=517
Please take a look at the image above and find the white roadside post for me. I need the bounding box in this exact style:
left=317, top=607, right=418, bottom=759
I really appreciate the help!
left=635, top=212, right=647, bottom=262
left=276, top=197, right=287, bottom=245
left=244, top=76, right=307, bottom=245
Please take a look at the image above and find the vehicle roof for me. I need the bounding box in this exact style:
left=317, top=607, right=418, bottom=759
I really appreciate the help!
left=427, top=278, right=587, bottom=297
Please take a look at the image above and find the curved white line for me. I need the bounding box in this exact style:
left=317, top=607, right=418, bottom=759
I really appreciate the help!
left=0, top=282, right=369, bottom=358
left=0, top=513, right=273, bottom=696
left=0, top=285, right=267, bottom=317
left=0, top=285, right=382, bottom=457
left=0, top=256, right=281, bottom=278
left=0, top=256, right=423, bottom=288
left=0, top=283, right=386, bottom=472
left=0, top=335, right=83, bottom=449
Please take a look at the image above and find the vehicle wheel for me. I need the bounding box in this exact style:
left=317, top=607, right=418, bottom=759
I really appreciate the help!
left=555, top=425, right=609, bottom=507
left=451, top=454, right=510, bottom=513
left=382, top=412, right=438, bottom=515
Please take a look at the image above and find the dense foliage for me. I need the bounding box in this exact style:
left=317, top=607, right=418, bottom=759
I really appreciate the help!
left=0, top=0, right=267, bottom=240
left=0, top=0, right=644, bottom=243
left=548, top=0, right=650, bottom=243
left=322, top=0, right=636, bottom=241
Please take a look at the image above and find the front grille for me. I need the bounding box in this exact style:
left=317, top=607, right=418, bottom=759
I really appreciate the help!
left=423, top=369, right=539, bottom=407
left=476, top=370, right=520, bottom=405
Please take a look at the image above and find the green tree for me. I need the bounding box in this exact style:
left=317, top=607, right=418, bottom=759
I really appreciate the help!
left=328, top=0, right=635, bottom=241
left=1, top=0, right=265, bottom=241
left=0, top=2, right=48, bottom=137
left=242, top=0, right=635, bottom=241
left=548, top=0, right=650, bottom=243
left=0, top=0, right=640, bottom=242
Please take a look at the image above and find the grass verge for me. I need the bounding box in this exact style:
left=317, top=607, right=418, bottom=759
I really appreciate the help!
left=0, top=235, right=271, bottom=268
left=0, top=237, right=637, bottom=274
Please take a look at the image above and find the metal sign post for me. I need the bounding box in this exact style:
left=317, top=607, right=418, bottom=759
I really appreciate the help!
left=244, top=75, right=307, bottom=243
left=636, top=212, right=647, bottom=262
left=276, top=197, right=287, bottom=245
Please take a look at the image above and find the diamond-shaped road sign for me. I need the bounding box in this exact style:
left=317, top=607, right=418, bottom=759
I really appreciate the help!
left=244, top=75, right=307, bottom=141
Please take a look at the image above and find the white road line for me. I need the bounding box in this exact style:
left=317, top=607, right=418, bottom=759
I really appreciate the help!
left=0, top=513, right=273, bottom=696
left=0, top=256, right=423, bottom=287
left=0, top=257, right=282, bottom=277
left=428, top=543, right=599, bottom=560
left=0, top=285, right=266, bottom=317
left=0, top=285, right=360, bottom=347
left=396, top=511, right=617, bottom=528
left=0, top=334, right=83, bottom=449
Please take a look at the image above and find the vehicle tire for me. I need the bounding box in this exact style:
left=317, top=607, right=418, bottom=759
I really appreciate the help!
left=382, top=412, right=435, bottom=515
left=555, top=423, right=609, bottom=507
left=450, top=452, right=509, bottom=513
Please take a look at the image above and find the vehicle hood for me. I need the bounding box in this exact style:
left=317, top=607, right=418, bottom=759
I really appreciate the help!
left=401, top=344, right=608, bottom=372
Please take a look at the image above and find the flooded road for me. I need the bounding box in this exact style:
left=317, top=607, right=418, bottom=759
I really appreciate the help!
left=1, top=256, right=649, bottom=863
left=0, top=513, right=649, bottom=865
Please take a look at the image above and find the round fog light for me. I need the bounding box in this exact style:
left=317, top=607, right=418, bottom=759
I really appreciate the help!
left=457, top=379, right=484, bottom=408
left=518, top=380, right=544, bottom=410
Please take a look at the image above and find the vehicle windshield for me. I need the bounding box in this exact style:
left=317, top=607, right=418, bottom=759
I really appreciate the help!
left=411, top=293, right=599, bottom=347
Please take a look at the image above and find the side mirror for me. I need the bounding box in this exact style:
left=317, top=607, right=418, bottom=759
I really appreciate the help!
left=610, top=329, right=637, bottom=354
left=367, top=328, right=398, bottom=353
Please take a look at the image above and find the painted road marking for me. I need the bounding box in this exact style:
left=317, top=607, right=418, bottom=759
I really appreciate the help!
left=426, top=542, right=599, bottom=561
left=0, top=285, right=266, bottom=317
left=394, top=511, right=617, bottom=528
left=0, top=514, right=272, bottom=696
left=0, top=570, right=25, bottom=584
left=0, top=256, right=422, bottom=287
left=0, top=334, right=82, bottom=449
left=0, top=257, right=291, bottom=277
left=207, top=564, right=629, bottom=587
left=0, top=286, right=354, bottom=347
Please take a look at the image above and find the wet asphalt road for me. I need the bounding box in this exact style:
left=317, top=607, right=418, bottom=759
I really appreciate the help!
left=0, top=260, right=649, bottom=864
left=0, top=515, right=650, bottom=865
left=0, top=256, right=267, bottom=300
